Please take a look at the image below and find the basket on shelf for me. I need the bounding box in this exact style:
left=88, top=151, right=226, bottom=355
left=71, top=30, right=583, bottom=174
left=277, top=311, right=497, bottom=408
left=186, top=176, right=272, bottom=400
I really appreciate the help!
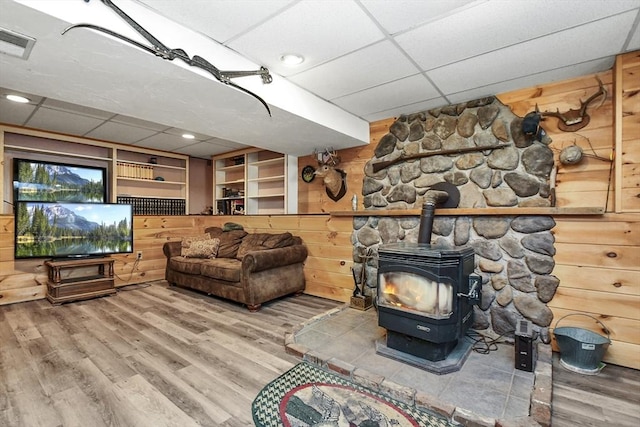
left=553, top=313, right=611, bottom=375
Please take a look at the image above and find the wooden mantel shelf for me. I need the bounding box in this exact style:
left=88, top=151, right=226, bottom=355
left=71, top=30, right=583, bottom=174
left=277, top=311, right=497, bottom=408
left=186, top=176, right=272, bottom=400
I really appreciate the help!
left=331, top=207, right=605, bottom=217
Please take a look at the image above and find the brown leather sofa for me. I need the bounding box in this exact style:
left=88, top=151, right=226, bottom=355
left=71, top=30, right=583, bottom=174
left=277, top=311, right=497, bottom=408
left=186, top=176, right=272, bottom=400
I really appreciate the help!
left=162, top=226, right=307, bottom=311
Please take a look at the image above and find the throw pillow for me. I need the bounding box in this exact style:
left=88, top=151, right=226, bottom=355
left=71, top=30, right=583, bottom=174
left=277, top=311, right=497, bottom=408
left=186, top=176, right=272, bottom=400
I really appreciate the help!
left=183, top=238, right=220, bottom=258
left=180, top=234, right=210, bottom=257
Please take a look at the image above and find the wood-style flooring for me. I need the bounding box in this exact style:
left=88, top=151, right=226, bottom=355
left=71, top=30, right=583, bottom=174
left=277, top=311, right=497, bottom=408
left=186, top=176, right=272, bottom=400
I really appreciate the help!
left=1, top=281, right=638, bottom=426
left=0, top=282, right=341, bottom=426
left=551, top=352, right=640, bottom=426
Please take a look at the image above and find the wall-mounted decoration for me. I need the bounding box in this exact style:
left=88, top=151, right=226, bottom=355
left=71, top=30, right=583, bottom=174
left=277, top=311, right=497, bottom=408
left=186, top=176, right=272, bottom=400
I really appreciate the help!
left=312, top=148, right=346, bottom=201
left=522, top=110, right=550, bottom=143
left=540, top=76, right=607, bottom=132
left=301, top=165, right=316, bottom=183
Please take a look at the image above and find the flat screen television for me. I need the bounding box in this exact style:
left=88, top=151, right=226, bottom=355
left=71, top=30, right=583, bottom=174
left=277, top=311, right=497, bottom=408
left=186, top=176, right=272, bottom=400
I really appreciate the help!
left=15, top=202, right=133, bottom=259
left=13, top=158, right=106, bottom=203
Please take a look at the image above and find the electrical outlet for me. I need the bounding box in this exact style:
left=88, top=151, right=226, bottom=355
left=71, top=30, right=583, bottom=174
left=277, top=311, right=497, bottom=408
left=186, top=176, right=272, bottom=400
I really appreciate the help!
left=136, top=251, right=143, bottom=260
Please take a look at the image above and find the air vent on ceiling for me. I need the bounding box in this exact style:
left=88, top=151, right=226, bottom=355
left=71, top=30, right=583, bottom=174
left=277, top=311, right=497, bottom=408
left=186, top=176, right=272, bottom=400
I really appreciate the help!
left=0, top=27, right=36, bottom=60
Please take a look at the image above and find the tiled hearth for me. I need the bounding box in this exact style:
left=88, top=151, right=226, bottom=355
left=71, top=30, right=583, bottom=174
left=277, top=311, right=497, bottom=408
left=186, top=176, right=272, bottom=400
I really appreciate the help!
left=285, top=305, right=552, bottom=426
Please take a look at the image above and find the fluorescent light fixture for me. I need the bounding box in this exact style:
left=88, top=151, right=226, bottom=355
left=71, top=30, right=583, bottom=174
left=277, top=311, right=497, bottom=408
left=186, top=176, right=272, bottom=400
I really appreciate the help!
left=182, top=133, right=195, bottom=140
left=6, top=94, right=30, bottom=103
left=280, top=53, right=304, bottom=66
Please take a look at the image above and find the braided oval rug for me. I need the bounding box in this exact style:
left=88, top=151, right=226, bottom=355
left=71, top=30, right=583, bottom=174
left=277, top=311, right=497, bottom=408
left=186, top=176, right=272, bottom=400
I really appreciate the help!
left=252, top=362, right=455, bottom=427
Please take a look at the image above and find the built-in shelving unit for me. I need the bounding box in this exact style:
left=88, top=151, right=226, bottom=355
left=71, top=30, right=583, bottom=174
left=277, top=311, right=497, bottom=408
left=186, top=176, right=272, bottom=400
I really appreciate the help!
left=213, top=148, right=297, bottom=215
left=114, top=148, right=188, bottom=214
left=0, top=125, right=190, bottom=215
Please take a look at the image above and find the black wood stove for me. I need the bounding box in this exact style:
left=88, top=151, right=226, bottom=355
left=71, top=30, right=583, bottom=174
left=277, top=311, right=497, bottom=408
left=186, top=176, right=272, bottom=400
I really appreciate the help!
left=375, top=184, right=481, bottom=374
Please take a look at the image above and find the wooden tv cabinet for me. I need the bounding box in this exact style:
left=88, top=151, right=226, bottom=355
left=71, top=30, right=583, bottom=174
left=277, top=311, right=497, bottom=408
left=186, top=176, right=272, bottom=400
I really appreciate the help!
left=45, top=258, right=116, bottom=305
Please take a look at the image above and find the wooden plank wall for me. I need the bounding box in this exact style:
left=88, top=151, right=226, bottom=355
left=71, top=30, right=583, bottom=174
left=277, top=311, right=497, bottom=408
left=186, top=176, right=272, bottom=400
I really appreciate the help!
left=497, top=52, right=639, bottom=369
left=296, top=54, right=639, bottom=369
left=0, top=213, right=356, bottom=307
left=1, top=51, right=638, bottom=368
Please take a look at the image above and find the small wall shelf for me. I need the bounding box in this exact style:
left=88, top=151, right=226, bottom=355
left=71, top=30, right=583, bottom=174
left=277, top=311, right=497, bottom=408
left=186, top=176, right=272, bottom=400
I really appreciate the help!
left=331, top=207, right=606, bottom=217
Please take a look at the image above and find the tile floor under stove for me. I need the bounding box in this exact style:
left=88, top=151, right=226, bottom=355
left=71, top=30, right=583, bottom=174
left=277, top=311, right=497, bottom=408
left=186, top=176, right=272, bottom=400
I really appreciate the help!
left=293, top=305, right=534, bottom=420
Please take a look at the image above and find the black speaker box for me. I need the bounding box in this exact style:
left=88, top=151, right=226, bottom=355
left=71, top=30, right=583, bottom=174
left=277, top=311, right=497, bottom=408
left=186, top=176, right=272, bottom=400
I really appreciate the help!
left=515, top=319, right=535, bottom=372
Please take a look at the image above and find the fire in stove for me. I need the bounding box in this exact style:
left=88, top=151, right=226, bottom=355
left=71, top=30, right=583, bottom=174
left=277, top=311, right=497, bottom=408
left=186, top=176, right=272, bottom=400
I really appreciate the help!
left=379, top=272, right=453, bottom=318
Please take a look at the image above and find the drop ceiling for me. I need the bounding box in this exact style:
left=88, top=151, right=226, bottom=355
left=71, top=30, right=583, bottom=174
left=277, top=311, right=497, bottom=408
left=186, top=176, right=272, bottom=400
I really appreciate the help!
left=0, top=0, right=638, bottom=159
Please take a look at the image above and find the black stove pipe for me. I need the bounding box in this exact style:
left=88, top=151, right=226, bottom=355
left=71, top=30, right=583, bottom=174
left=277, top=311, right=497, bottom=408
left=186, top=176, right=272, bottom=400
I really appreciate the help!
left=417, top=190, right=450, bottom=244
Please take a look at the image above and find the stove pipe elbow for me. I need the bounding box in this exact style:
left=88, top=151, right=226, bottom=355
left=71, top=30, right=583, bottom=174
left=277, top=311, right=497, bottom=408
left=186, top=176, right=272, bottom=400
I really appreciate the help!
left=417, top=189, right=450, bottom=244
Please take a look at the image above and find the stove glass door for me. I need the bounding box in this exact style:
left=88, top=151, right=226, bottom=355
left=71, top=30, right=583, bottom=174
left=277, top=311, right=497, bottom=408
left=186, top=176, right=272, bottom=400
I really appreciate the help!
left=379, top=271, right=453, bottom=319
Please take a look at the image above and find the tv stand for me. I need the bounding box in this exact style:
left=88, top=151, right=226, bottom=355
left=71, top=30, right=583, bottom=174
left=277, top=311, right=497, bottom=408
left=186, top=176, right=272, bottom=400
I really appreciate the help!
left=45, top=258, right=116, bottom=305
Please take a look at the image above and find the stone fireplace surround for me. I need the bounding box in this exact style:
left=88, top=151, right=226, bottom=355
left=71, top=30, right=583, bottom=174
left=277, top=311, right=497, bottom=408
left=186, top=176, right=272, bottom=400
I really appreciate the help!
left=352, top=96, right=559, bottom=343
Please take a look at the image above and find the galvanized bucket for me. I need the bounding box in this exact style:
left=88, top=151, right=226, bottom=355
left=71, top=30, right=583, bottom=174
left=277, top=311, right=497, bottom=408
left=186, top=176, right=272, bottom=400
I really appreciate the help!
left=553, top=313, right=611, bottom=375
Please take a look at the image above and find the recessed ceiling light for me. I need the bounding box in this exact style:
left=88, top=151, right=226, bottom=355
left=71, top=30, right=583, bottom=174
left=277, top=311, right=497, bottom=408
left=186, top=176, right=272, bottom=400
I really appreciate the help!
left=279, top=53, right=304, bottom=66
left=6, top=94, right=30, bottom=103
left=182, top=133, right=195, bottom=140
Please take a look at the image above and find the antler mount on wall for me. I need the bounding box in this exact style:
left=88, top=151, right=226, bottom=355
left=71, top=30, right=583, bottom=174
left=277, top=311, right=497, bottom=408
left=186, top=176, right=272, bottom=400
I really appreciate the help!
left=538, top=76, right=607, bottom=132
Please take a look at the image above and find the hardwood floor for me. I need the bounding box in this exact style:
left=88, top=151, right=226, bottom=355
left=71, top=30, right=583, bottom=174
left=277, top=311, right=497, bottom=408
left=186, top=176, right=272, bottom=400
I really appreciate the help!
left=1, top=281, right=638, bottom=426
left=0, top=282, right=341, bottom=426
left=551, top=353, right=640, bottom=427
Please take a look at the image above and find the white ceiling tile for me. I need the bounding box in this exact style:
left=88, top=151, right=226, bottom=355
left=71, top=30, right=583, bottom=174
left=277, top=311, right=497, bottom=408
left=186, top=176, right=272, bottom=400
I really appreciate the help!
left=0, top=87, right=44, bottom=104
left=361, top=0, right=476, bottom=35
left=628, top=24, right=640, bottom=51
left=202, top=138, right=249, bottom=151
left=288, top=40, right=419, bottom=99
left=163, top=127, right=211, bottom=141
left=85, top=121, right=160, bottom=144
left=428, top=12, right=637, bottom=95
left=111, top=115, right=171, bottom=132
left=172, top=140, right=246, bottom=158
left=364, top=97, right=448, bottom=122
left=0, top=97, right=36, bottom=126
left=132, top=132, right=189, bottom=152
left=40, top=98, right=115, bottom=120
left=228, top=0, right=385, bottom=77
left=445, top=57, right=615, bottom=104
left=139, top=0, right=294, bottom=44
left=395, top=0, right=640, bottom=71
left=26, top=107, right=105, bottom=135
left=332, top=74, right=441, bottom=116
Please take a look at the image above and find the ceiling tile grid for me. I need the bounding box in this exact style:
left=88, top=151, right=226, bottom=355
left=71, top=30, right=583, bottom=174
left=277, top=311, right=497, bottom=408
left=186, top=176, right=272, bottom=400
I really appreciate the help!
left=427, top=11, right=638, bottom=95
left=0, top=0, right=638, bottom=159
left=287, top=40, right=420, bottom=100
left=227, top=0, right=386, bottom=77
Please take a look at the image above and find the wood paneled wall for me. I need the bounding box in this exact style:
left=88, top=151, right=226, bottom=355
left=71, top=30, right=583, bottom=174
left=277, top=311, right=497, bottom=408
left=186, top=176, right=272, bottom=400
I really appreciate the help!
left=295, top=53, right=639, bottom=369
left=497, top=53, right=639, bottom=369
left=0, top=213, right=355, bottom=307
left=1, top=52, right=638, bottom=369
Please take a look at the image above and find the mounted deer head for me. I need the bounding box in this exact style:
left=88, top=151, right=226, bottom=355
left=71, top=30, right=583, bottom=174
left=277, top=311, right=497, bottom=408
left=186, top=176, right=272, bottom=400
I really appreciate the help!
left=539, top=76, right=607, bottom=132
left=313, top=148, right=347, bottom=201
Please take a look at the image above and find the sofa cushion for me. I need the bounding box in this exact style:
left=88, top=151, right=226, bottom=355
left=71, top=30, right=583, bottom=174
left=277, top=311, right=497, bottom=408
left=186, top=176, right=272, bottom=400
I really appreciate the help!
left=168, top=257, right=204, bottom=275
left=183, top=238, right=220, bottom=258
left=201, top=258, right=242, bottom=283
left=206, top=227, right=248, bottom=258
left=236, top=232, right=295, bottom=259
left=180, top=234, right=210, bottom=257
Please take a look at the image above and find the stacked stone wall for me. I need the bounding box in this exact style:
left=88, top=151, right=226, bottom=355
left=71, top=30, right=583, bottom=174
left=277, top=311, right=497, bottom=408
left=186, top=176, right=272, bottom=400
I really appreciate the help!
left=354, top=97, right=558, bottom=341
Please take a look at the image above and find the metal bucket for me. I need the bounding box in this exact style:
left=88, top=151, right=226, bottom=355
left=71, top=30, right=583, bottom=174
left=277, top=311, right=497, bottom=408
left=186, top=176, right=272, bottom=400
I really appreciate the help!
left=553, top=313, right=611, bottom=375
